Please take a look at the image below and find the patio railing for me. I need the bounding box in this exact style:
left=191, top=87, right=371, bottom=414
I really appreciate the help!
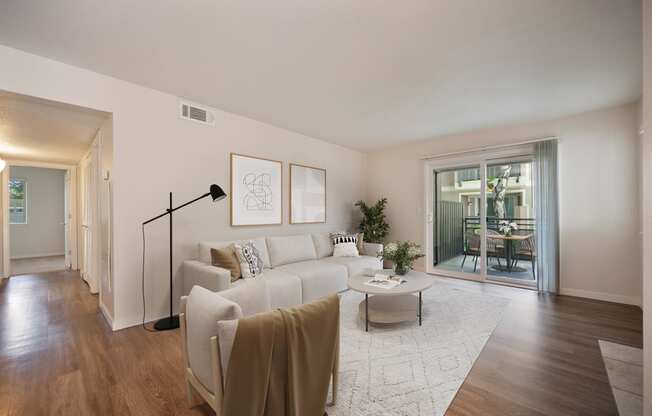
left=463, top=217, right=536, bottom=233
left=435, top=214, right=536, bottom=265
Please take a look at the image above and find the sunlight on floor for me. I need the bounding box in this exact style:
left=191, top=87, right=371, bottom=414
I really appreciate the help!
left=10, top=255, right=66, bottom=276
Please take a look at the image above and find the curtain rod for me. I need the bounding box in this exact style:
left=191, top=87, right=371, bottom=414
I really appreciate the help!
left=419, top=136, right=558, bottom=161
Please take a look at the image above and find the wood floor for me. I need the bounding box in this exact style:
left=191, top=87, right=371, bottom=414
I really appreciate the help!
left=0, top=270, right=642, bottom=416
left=10, top=255, right=66, bottom=276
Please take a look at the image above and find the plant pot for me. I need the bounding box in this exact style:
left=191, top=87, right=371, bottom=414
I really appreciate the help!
left=393, top=262, right=411, bottom=276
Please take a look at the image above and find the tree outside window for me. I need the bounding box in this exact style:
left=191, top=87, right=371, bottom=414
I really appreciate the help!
left=9, top=179, right=26, bottom=224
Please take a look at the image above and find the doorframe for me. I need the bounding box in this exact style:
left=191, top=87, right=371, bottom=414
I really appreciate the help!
left=423, top=143, right=536, bottom=287
left=1, top=160, right=78, bottom=279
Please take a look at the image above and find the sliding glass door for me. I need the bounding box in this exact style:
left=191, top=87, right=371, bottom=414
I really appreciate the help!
left=484, top=159, right=536, bottom=285
left=432, top=166, right=482, bottom=278
left=425, top=146, right=538, bottom=288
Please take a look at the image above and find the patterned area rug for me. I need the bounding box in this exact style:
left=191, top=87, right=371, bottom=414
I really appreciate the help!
left=329, top=280, right=510, bottom=416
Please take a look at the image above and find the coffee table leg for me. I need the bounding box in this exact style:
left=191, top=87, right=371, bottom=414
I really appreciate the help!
left=418, top=291, right=422, bottom=326
left=365, top=293, right=369, bottom=332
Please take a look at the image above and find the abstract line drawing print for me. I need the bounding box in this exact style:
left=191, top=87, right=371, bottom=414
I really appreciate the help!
left=242, top=172, right=273, bottom=211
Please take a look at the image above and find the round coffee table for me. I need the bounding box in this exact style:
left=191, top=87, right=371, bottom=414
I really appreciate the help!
left=347, top=271, right=434, bottom=332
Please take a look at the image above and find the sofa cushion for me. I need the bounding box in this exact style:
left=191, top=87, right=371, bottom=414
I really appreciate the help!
left=186, top=286, right=243, bottom=393
left=322, top=255, right=382, bottom=277
left=276, top=260, right=348, bottom=302
left=199, top=237, right=271, bottom=268
left=218, top=279, right=271, bottom=317
left=311, top=232, right=337, bottom=258
left=259, top=269, right=302, bottom=309
left=266, top=234, right=317, bottom=267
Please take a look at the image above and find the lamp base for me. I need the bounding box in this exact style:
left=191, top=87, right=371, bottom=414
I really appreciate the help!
left=154, top=315, right=180, bottom=331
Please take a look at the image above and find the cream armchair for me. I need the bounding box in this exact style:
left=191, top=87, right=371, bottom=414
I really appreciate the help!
left=180, top=280, right=339, bottom=415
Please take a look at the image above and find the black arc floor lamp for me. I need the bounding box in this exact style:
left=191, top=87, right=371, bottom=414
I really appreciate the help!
left=143, top=184, right=226, bottom=331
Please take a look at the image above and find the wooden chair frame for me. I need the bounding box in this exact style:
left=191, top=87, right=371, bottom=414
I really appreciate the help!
left=179, top=296, right=339, bottom=415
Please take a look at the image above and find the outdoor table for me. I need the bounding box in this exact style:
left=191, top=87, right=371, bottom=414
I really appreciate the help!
left=487, top=233, right=532, bottom=273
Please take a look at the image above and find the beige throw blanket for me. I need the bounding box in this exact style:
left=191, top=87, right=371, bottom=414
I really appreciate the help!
left=222, top=294, right=340, bottom=416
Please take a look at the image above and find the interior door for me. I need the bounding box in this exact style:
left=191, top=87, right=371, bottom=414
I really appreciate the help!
left=64, top=170, right=71, bottom=269
left=81, top=157, right=90, bottom=281
left=81, top=151, right=99, bottom=293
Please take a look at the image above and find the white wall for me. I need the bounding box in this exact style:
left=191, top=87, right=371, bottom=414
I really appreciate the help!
left=367, top=102, right=642, bottom=306
left=642, top=0, right=651, bottom=413
left=0, top=45, right=366, bottom=329
left=9, top=166, right=65, bottom=259
left=99, top=116, right=114, bottom=320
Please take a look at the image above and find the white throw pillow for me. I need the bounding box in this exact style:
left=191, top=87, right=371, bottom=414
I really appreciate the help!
left=234, top=240, right=264, bottom=278
left=333, top=242, right=360, bottom=257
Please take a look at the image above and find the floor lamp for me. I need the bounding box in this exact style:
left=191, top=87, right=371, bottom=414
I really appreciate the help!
left=143, top=184, right=226, bottom=331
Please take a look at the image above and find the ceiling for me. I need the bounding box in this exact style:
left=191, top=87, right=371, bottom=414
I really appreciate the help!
left=0, top=0, right=642, bottom=151
left=0, top=91, right=108, bottom=164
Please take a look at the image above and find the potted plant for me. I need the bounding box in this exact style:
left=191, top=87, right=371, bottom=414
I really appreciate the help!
left=355, top=198, right=390, bottom=243
left=498, top=220, right=519, bottom=236
left=380, top=241, right=424, bottom=276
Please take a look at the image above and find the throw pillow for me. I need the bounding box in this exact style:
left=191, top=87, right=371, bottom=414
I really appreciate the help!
left=210, top=245, right=242, bottom=282
left=333, top=242, right=360, bottom=257
left=331, top=233, right=358, bottom=245
left=234, top=240, right=264, bottom=279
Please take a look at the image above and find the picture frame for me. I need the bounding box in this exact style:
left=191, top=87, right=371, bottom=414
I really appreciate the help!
left=290, top=163, right=326, bottom=224
left=230, top=153, right=282, bottom=226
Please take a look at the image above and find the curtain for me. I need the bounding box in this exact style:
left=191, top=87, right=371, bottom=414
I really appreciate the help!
left=534, top=139, right=560, bottom=293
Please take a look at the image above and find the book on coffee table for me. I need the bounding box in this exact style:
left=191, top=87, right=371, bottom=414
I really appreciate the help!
left=364, top=275, right=406, bottom=290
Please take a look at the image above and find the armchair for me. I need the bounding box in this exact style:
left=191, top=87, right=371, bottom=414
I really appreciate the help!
left=180, top=280, right=339, bottom=415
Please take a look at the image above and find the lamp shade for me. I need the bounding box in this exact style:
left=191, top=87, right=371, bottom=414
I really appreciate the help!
left=210, top=184, right=227, bottom=201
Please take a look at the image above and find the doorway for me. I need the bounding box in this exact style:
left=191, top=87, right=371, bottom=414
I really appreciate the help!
left=425, top=144, right=538, bottom=288
left=3, top=162, right=78, bottom=277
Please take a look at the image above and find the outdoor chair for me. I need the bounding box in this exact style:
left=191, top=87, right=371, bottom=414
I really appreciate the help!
left=513, top=235, right=536, bottom=279
left=461, top=231, right=503, bottom=272
left=461, top=232, right=480, bottom=272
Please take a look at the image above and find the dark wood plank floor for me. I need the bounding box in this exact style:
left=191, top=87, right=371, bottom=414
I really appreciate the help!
left=444, top=279, right=642, bottom=416
left=0, top=271, right=642, bottom=416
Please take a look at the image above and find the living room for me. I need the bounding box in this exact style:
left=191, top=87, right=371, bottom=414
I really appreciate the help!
left=0, top=1, right=651, bottom=415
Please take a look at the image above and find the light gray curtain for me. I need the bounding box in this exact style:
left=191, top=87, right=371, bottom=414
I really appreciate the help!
left=534, top=139, right=560, bottom=293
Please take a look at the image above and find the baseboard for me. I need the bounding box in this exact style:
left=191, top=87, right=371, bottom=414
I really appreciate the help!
left=10, top=252, right=65, bottom=260
left=112, top=311, right=172, bottom=332
left=99, top=303, right=115, bottom=329
left=560, top=288, right=641, bottom=307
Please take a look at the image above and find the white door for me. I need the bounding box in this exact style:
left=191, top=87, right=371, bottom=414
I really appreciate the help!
left=64, top=170, right=71, bottom=269
left=81, top=148, right=99, bottom=293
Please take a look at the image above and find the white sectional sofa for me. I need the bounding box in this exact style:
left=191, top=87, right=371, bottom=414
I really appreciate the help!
left=183, top=232, right=383, bottom=308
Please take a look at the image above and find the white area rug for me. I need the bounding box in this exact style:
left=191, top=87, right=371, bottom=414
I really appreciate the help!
left=599, top=340, right=643, bottom=416
left=329, top=281, right=510, bottom=416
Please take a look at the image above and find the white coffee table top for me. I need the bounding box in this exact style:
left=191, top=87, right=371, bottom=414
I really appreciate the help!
left=348, top=270, right=434, bottom=296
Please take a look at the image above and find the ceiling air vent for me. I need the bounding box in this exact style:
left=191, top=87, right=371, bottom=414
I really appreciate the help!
left=179, top=100, right=215, bottom=126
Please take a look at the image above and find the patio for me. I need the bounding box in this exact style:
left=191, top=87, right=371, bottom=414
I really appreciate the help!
left=436, top=254, right=535, bottom=281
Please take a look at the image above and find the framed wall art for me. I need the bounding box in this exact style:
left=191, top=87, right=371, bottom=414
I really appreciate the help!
left=230, top=153, right=282, bottom=226
left=290, top=163, right=326, bottom=224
